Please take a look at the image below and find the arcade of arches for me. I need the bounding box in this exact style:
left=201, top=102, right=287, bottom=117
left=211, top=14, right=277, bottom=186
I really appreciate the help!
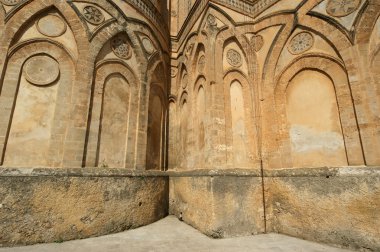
left=0, top=0, right=379, bottom=251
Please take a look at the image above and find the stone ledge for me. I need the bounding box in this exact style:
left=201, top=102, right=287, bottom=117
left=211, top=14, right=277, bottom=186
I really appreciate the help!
left=167, top=168, right=262, bottom=177
left=264, top=166, right=380, bottom=177
left=168, top=166, right=380, bottom=177
left=0, top=167, right=168, bottom=177
left=1, top=166, right=379, bottom=178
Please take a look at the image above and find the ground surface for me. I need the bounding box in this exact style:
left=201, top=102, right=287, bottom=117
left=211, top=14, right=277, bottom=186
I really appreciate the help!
left=0, top=216, right=352, bottom=252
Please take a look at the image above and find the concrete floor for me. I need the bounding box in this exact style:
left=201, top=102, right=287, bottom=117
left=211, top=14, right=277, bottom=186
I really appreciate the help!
left=0, top=216, right=352, bottom=252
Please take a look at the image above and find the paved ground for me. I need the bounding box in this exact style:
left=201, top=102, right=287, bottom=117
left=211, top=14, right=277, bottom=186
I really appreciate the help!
left=0, top=216, right=352, bottom=252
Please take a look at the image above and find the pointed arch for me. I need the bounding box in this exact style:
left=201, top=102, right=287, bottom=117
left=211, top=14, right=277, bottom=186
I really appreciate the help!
left=0, top=40, right=75, bottom=167
left=84, top=61, right=138, bottom=168
left=274, top=55, right=364, bottom=168
left=146, top=62, right=168, bottom=170
left=224, top=70, right=259, bottom=168
left=2, top=1, right=88, bottom=52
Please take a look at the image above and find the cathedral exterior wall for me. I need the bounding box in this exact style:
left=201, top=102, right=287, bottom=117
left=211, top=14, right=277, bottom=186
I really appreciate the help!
left=0, top=168, right=169, bottom=246
left=0, top=0, right=170, bottom=170
left=168, top=1, right=380, bottom=250
left=0, top=0, right=379, bottom=250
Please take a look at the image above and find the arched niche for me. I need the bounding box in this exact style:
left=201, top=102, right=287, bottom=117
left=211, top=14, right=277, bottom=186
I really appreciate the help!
left=286, top=70, right=347, bottom=167
left=145, top=61, right=167, bottom=170
left=85, top=61, right=138, bottom=168
left=179, top=92, right=189, bottom=169
left=0, top=41, right=75, bottom=167
left=146, top=84, right=166, bottom=170
left=168, top=99, right=177, bottom=169
left=275, top=56, right=364, bottom=167
left=98, top=74, right=130, bottom=168
left=192, top=43, right=206, bottom=75
left=195, top=78, right=206, bottom=167
left=10, top=8, right=78, bottom=60
left=224, top=71, right=257, bottom=168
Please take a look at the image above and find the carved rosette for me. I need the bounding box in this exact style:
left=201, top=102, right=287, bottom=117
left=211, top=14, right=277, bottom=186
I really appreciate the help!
left=111, top=35, right=132, bottom=60
left=0, top=0, right=19, bottom=6
left=82, top=5, right=105, bottom=25
left=37, top=15, right=67, bottom=37
left=226, top=49, right=242, bottom=67
left=288, top=32, right=314, bottom=55
left=251, top=35, right=264, bottom=52
left=326, top=0, right=361, bottom=17
left=23, top=56, right=60, bottom=86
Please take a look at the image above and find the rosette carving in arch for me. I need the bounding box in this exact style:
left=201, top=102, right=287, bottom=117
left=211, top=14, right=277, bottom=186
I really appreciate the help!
left=68, top=1, right=116, bottom=41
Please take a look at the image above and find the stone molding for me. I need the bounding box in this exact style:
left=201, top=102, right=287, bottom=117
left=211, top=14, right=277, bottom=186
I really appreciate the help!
left=2, top=166, right=378, bottom=178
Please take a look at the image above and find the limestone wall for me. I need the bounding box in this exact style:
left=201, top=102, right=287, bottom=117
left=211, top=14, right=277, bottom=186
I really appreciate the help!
left=168, top=1, right=380, bottom=250
left=169, top=0, right=380, bottom=170
left=0, top=168, right=169, bottom=246
left=0, top=0, right=169, bottom=170
left=169, top=170, right=265, bottom=238
left=169, top=167, right=380, bottom=251
left=0, top=0, right=379, bottom=250
left=265, top=167, right=380, bottom=251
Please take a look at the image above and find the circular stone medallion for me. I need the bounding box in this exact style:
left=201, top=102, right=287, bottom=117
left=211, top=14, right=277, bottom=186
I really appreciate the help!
left=226, top=49, right=242, bottom=67
left=142, top=37, right=155, bottom=55
left=24, top=56, right=60, bottom=86
left=326, top=0, right=361, bottom=17
left=82, top=5, right=105, bottom=25
left=251, top=35, right=264, bottom=52
left=37, top=15, right=67, bottom=37
left=288, top=32, right=314, bottom=55
left=0, top=0, right=19, bottom=6
left=111, top=35, right=132, bottom=60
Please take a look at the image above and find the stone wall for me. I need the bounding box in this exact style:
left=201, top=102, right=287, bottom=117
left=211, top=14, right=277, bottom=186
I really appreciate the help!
left=169, top=167, right=380, bottom=251
left=0, top=168, right=169, bottom=246
left=169, top=0, right=380, bottom=169
left=168, top=2, right=380, bottom=249
left=265, top=167, right=380, bottom=251
left=0, top=0, right=169, bottom=170
left=169, top=169, right=265, bottom=238
left=0, top=0, right=379, bottom=250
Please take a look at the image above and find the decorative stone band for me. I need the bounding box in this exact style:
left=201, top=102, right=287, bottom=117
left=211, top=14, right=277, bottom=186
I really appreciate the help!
left=173, top=0, right=280, bottom=51
left=125, top=0, right=168, bottom=35
left=215, top=0, right=280, bottom=17
left=0, top=0, right=19, bottom=6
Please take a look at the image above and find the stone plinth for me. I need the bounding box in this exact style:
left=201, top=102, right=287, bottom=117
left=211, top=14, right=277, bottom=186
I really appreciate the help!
left=0, top=168, right=169, bottom=246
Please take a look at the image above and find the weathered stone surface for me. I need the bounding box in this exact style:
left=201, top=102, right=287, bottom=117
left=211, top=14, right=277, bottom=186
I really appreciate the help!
left=0, top=168, right=169, bottom=246
left=168, top=167, right=380, bottom=251
left=169, top=170, right=265, bottom=238
left=265, top=167, right=380, bottom=251
left=0, top=0, right=379, bottom=250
